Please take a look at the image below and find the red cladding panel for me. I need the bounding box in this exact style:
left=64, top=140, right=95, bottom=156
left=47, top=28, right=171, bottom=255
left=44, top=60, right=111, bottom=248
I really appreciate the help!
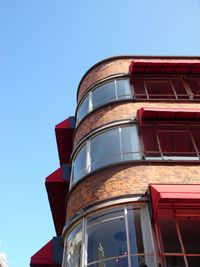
left=30, top=240, right=60, bottom=266
left=150, top=184, right=200, bottom=213
left=55, top=118, right=74, bottom=165
left=46, top=168, right=69, bottom=235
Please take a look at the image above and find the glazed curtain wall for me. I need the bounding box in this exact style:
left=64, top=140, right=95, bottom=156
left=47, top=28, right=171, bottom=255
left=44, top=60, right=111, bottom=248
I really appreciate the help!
left=71, top=125, right=140, bottom=187
left=77, top=78, right=131, bottom=124
left=70, top=122, right=200, bottom=188
left=62, top=204, right=156, bottom=267
left=76, top=76, right=200, bottom=125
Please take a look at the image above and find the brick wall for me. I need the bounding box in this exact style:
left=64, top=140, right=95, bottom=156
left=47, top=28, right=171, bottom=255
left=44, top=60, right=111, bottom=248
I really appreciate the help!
left=66, top=57, right=200, bottom=222
left=66, top=163, right=200, bottom=220
left=78, top=59, right=132, bottom=101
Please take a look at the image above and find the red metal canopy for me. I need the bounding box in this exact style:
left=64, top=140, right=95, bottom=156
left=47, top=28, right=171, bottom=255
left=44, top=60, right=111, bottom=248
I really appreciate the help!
left=150, top=184, right=200, bottom=213
left=45, top=168, right=69, bottom=236
left=55, top=118, right=74, bottom=165
left=129, top=60, right=200, bottom=82
left=30, top=240, right=59, bottom=267
left=137, top=107, right=200, bottom=125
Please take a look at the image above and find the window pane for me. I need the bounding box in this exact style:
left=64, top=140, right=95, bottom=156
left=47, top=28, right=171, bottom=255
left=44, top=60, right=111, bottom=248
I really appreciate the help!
left=132, top=79, right=146, bottom=99
left=187, top=78, right=200, bottom=99
left=178, top=216, right=200, bottom=254
left=87, top=258, right=128, bottom=267
left=158, top=130, right=198, bottom=160
left=65, top=223, right=82, bottom=267
left=116, top=79, right=132, bottom=100
left=92, top=82, right=116, bottom=109
left=157, top=209, right=181, bottom=253
left=131, top=256, right=156, bottom=267
left=77, top=95, right=89, bottom=123
left=90, top=128, right=121, bottom=171
left=145, top=81, right=176, bottom=99
left=171, top=79, right=189, bottom=99
left=142, top=126, right=161, bottom=159
left=72, top=144, right=87, bottom=185
left=87, top=207, right=124, bottom=226
left=191, top=127, right=200, bottom=152
left=165, top=256, right=186, bottom=267
left=121, top=126, right=141, bottom=160
left=187, top=256, right=200, bottom=267
left=87, top=208, right=127, bottom=263
left=127, top=207, right=144, bottom=254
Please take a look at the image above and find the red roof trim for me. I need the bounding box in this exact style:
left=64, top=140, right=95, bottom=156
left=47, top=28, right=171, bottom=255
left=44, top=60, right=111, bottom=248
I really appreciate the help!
left=46, top=168, right=69, bottom=235
left=129, top=60, right=200, bottom=82
left=55, top=118, right=74, bottom=165
left=30, top=240, right=59, bottom=266
left=45, top=168, right=64, bottom=183
left=150, top=184, right=200, bottom=213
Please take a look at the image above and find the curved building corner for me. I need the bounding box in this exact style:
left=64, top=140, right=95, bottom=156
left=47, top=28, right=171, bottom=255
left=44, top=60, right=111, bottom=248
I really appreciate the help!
left=31, top=56, right=200, bottom=267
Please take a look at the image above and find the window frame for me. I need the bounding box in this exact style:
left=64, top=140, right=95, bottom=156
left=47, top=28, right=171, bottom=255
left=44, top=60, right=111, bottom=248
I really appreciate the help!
left=132, top=75, right=200, bottom=101
left=76, top=77, right=132, bottom=125
left=141, top=122, right=200, bottom=161
left=70, top=124, right=141, bottom=188
left=62, top=204, right=157, bottom=267
left=154, top=205, right=200, bottom=267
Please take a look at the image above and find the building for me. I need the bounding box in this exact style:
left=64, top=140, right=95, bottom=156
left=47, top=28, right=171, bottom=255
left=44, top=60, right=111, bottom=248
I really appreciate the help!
left=0, top=253, right=8, bottom=267
left=31, top=56, right=200, bottom=267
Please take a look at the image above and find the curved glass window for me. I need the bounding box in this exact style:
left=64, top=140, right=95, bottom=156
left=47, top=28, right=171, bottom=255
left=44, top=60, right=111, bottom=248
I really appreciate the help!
left=63, top=205, right=156, bottom=267
left=63, top=222, right=82, bottom=267
left=76, top=79, right=132, bottom=124
left=71, top=125, right=141, bottom=187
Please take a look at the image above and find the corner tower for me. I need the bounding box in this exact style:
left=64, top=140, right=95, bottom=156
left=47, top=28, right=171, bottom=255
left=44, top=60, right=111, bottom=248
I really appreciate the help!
left=31, top=56, right=200, bottom=267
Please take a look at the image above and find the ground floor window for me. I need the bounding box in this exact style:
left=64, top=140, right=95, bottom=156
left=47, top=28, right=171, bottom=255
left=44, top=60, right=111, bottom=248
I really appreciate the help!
left=63, top=204, right=157, bottom=267
left=155, top=206, right=200, bottom=267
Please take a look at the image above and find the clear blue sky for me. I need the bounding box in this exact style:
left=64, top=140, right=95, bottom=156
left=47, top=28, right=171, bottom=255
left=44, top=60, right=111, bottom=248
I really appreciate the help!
left=0, top=1, right=200, bottom=266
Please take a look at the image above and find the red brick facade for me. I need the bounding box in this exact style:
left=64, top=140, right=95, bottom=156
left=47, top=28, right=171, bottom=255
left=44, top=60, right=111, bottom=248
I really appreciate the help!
left=67, top=57, right=200, bottom=221
left=66, top=163, right=200, bottom=219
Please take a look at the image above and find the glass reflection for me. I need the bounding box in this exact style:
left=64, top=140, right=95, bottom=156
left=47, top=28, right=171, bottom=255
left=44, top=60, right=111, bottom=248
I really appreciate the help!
left=76, top=78, right=132, bottom=124
left=63, top=205, right=156, bottom=267
left=66, top=223, right=82, bottom=267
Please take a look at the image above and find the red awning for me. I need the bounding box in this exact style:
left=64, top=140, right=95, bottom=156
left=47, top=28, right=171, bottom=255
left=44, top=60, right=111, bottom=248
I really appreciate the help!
left=30, top=240, right=60, bottom=266
left=46, top=168, right=69, bottom=235
left=150, top=184, right=200, bottom=213
left=137, top=107, right=200, bottom=125
left=55, top=118, right=74, bottom=165
left=129, top=60, right=200, bottom=82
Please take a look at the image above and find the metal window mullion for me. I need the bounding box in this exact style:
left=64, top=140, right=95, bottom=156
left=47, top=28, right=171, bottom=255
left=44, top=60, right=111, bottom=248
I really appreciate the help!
left=87, top=215, right=125, bottom=229
left=62, top=238, right=67, bottom=267
left=69, top=164, right=74, bottom=189
left=88, top=91, right=93, bottom=112
left=82, top=218, right=87, bottom=267
left=173, top=209, right=189, bottom=267
left=139, top=125, right=146, bottom=160
left=124, top=206, right=131, bottom=267
left=154, top=211, right=165, bottom=266
left=182, top=77, right=193, bottom=99
left=186, top=126, right=200, bottom=159
left=114, top=80, right=118, bottom=100
left=119, top=127, right=123, bottom=160
left=155, top=125, right=164, bottom=160
left=86, top=140, right=91, bottom=174
left=140, top=206, right=157, bottom=267
left=144, top=81, right=150, bottom=99
left=170, top=79, right=178, bottom=100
